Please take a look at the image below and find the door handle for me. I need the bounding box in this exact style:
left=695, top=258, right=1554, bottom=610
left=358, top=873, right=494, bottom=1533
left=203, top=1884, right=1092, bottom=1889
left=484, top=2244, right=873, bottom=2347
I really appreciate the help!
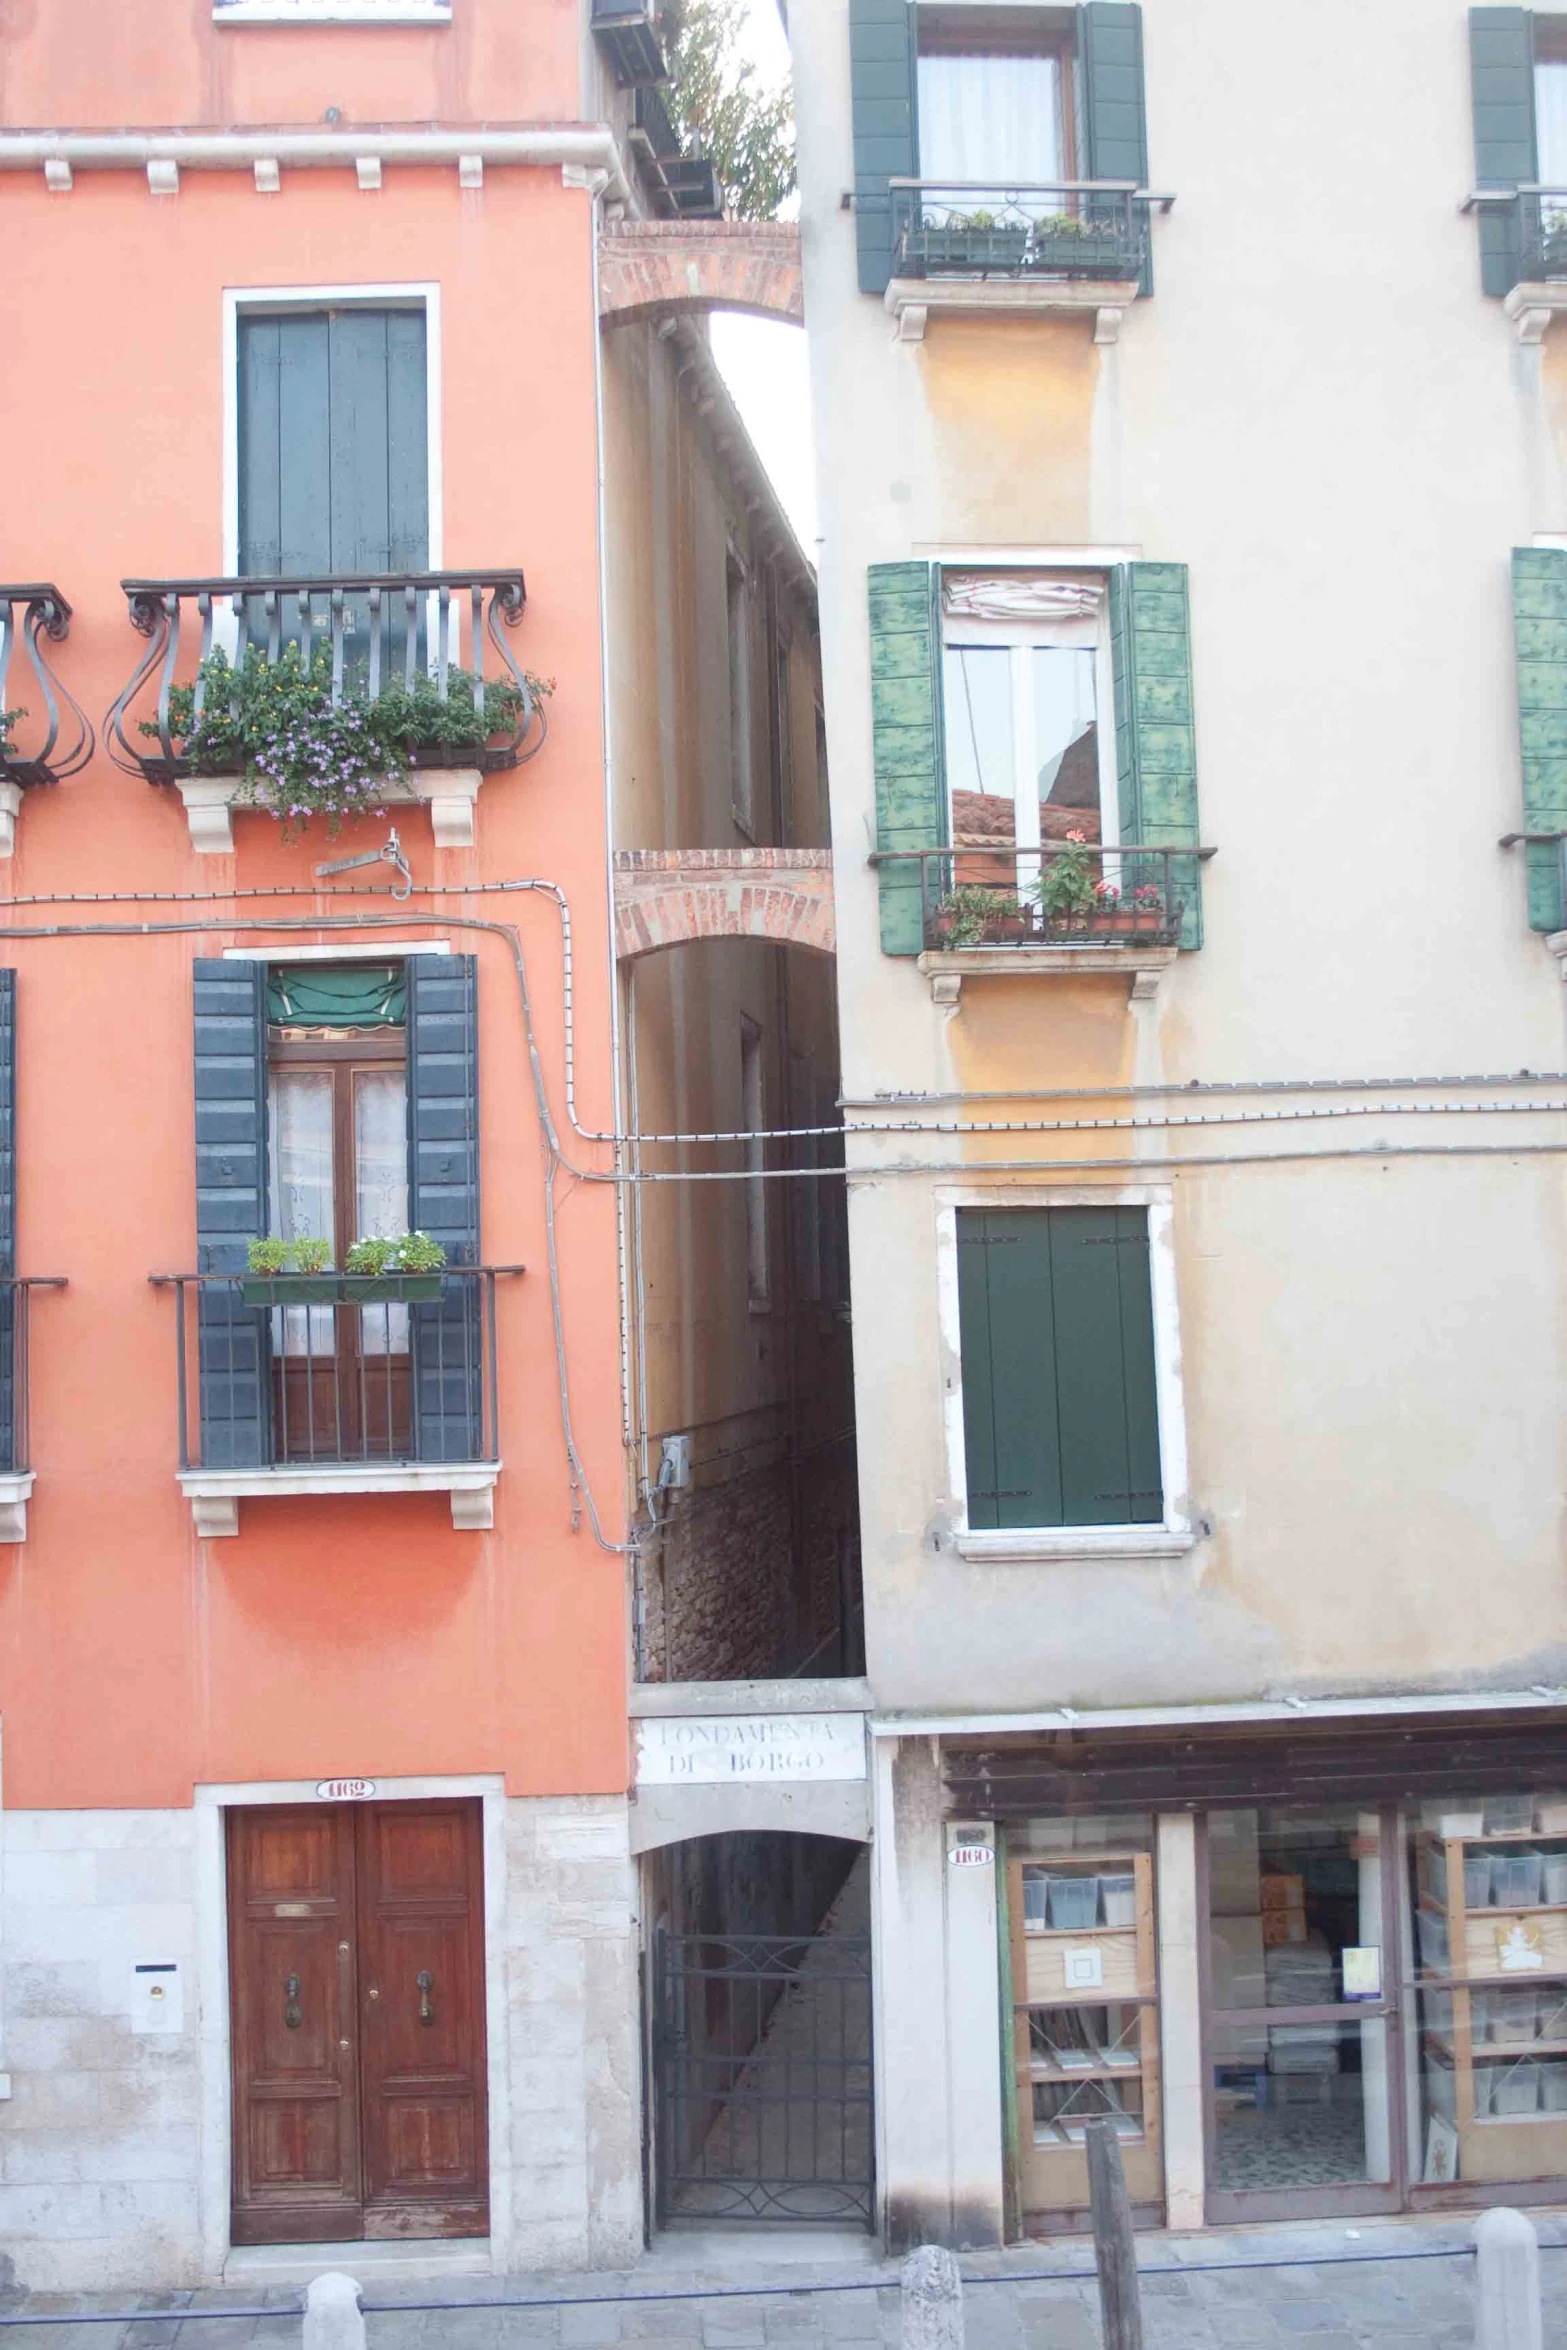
left=417, top=1968, right=434, bottom=2025
left=284, top=1974, right=302, bottom=2031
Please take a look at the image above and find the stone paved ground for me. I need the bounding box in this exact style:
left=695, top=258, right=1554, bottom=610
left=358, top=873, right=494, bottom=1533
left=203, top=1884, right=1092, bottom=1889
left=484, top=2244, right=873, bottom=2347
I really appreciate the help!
left=5, top=2215, right=1567, bottom=2350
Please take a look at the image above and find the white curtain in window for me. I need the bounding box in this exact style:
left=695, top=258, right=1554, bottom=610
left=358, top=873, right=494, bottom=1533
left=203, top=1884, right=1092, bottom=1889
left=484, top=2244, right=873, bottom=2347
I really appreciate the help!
left=1539, top=63, right=1567, bottom=188
left=945, top=575, right=1103, bottom=622
left=355, top=1067, right=410, bottom=1354
left=269, top=1070, right=335, bottom=1357
left=916, top=53, right=1061, bottom=187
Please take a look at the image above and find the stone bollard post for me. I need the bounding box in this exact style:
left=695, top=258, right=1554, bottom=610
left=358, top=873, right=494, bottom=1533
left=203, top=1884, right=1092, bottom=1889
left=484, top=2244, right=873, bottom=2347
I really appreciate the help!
left=900, top=2246, right=964, bottom=2350
left=304, top=2273, right=366, bottom=2350
left=1475, top=2208, right=1543, bottom=2350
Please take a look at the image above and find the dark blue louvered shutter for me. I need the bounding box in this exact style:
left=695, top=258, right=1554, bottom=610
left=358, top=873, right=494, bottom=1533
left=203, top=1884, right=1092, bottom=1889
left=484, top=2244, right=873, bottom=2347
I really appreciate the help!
left=406, top=955, right=483, bottom=1461
left=1470, top=8, right=1538, bottom=297
left=0, top=971, right=18, bottom=1474
left=1078, top=3, right=1151, bottom=293
left=851, top=0, right=918, bottom=295
left=193, top=959, right=271, bottom=1469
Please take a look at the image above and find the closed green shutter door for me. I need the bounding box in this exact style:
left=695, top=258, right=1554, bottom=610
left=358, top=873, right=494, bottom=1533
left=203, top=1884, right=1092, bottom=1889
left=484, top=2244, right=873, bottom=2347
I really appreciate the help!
left=406, top=954, right=484, bottom=1460
left=1111, top=561, right=1202, bottom=948
left=238, top=310, right=429, bottom=576
left=1470, top=8, right=1538, bottom=297
left=1078, top=3, right=1151, bottom=292
left=850, top=0, right=918, bottom=295
left=869, top=562, right=946, bottom=954
left=1513, top=546, right=1567, bottom=929
left=957, top=1206, right=1161, bottom=1531
left=193, top=958, right=272, bottom=1470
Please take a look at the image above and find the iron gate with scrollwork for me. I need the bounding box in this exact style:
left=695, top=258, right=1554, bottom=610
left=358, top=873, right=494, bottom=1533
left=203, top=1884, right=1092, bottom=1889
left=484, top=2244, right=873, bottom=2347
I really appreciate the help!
left=653, top=1927, right=875, bottom=2225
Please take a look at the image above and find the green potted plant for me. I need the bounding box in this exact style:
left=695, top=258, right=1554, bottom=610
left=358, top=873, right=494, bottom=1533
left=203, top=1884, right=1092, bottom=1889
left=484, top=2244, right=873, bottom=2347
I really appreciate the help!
left=931, top=885, right=1032, bottom=947
left=914, top=206, right=1030, bottom=274
left=240, top=1231, right=447, bottom=1304
left=1035, top=833, right=1102, bottom=933
left=1025, top=210, right=1137, bottom=278
left=144, top=641, right=552, bottom=841
left=1539, top=206, right=1567, bottom=275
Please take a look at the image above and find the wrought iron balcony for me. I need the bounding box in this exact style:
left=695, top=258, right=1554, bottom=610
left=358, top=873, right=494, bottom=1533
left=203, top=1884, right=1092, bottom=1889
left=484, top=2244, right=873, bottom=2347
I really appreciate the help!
left=1468, top=185, right=1567, bottom=282
left=0, top=1278, right=67, bottom=1542
left=592, top=0, right=668, bottom=86
left=889, top=181, right=1149, bottom=282
left=870, top=842, right=1210, bottom=955
left=0, top=588, right=93, bottom=790
left=105, top=569, right=537, bottom=785
left=630, top=85, right=723, bottom=219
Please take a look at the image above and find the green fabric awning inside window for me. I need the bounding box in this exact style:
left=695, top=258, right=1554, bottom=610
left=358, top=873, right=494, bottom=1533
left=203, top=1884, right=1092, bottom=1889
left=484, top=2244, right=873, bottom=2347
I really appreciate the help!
left=266, top=963, right=408, bottom=1028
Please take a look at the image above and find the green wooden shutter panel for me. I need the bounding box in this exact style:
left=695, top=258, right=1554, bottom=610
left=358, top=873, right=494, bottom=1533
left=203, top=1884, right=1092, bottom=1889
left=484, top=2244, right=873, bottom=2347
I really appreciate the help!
left=957, top=1206, right=1161, bottom=1531
left=406, top=954, right=483, bottom=1460
left=1078, top=3, right=1150, bottom=293
left=850, top=0, right=917, bottom=295
left=0, top=971, right=17, bottom=1473
left=1513, top=545, right=1567, bottom=928
left=1110, top=561, right=1202, bottom=947
left=1470, top=8, right=1537, bottom=296
left=239, top=310, right=429, bottom=576
left=869, top=562, right=946, bottom=955
left=193, top=958, right=271, bottom=1469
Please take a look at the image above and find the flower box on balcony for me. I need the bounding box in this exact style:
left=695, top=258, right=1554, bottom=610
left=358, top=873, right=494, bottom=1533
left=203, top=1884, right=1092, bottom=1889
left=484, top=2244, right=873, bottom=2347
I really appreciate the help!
left=914, top=221, right=1030, bottom=273
left=240, top=1272, right=445, bottom=1306
left=1028, top=226, right=1136, bottom=276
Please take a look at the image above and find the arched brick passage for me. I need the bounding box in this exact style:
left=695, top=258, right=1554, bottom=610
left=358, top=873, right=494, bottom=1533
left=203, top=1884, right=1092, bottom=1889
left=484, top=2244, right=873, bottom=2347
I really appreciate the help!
left=613, top=849, right=834, bottom=960
left=598, top=223, right=804, bottom=328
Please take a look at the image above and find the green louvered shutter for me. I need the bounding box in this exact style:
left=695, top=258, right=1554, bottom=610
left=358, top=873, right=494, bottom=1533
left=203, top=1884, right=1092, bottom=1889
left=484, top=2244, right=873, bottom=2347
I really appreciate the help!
left=406, top=954, right=484, bottom=1460
left=0, top=971, right=17, bottom=1474
left=957, top=1206, right=1161, bottom=1532
left=1110, top=561, right=1202, bottom=948
left=1513, top=547, right=1567, bottom=928
left=869, top=562, right=946, bottom=955
left=1470, top=9, right=1537, bottom=297
left=239, top=310, right=429, bottom=576
left=1078, top=3, right=1151, bottom=293
left=850, top=0, right=918, bottom=295
left=193, top=958, right=271, bottom=1470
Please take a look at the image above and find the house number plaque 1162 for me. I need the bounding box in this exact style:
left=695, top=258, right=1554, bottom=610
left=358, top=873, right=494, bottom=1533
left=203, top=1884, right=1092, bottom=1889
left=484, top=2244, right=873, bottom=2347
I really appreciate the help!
left=316, top=1778, right=377, bottom=1801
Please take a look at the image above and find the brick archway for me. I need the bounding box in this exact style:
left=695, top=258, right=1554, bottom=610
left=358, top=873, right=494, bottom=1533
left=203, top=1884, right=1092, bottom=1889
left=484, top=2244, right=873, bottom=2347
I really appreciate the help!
left=613, top=849, right=834, bottom=960
left=598, top=223, right=803, bottom=328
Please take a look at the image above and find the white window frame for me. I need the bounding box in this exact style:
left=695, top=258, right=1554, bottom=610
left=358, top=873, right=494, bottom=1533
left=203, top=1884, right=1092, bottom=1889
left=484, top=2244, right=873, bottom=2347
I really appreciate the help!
left=214, top=2, right=451, bottom=24
left=934, top=1183, right=1193, bottom=1563
left=940, top=588, right=1119, bottom=902
left=727, top=549, right=755, bottom=839
left=741, top=1016, right=769, bottom=1311
left=222, top=280, right=444, bottom=574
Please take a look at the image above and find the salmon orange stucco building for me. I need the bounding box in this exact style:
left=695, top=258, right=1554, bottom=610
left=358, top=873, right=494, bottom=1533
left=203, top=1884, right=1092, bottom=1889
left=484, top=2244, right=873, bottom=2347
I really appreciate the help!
left=0, top=0, right=840, bottom=2290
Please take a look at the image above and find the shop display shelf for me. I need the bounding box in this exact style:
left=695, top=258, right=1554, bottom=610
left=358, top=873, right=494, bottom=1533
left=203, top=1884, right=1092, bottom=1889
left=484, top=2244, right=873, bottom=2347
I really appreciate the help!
left=1425, top=2034, right=1567, bottom=2061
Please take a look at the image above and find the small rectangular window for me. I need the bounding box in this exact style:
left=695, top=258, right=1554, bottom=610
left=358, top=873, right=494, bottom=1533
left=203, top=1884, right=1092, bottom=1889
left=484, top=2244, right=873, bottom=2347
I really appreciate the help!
left=956, top=1205, right=1162, bottom=1532
left=728, top=554, right=755, bottom=836
left=740, top=1017, right=769, bottom=1309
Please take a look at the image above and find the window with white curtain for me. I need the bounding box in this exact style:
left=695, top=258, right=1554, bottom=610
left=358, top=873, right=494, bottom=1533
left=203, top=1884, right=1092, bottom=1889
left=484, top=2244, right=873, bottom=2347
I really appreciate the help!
left=915, top=9, right=1070, bottom=191
left=1539, top=58, right=1567, bottom=187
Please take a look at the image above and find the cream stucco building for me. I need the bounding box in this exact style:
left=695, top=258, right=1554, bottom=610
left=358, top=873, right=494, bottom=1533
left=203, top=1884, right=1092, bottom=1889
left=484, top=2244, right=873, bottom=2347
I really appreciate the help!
left=788, top=0, right=1567, bottom=2242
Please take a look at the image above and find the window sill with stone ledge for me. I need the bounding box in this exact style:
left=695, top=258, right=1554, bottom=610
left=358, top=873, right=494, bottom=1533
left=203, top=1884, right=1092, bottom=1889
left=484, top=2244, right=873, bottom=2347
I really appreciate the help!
left=887, top=273, right=1144, bottom=345
left=0, top=1473, right=36, bottom=1544
left=956, top=1524, right=1195, bottom=1565
left=178, top=766, right=484, bottom=855
left=917, top=942, right=1177, bottom=1007
left=181, top=1459, right=500, bottom=1537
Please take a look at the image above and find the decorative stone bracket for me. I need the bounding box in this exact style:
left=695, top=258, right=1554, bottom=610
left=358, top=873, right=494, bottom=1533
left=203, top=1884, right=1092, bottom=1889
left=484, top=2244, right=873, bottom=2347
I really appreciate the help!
left=0, top=1472, right=36, bottom=1543
left=177, top=767, right=485, bottom=854
left=1506, top=284, right=1567, bottom=343
left=885, top=276, right=1140, bottom=346
left=180, top=1460, right=500, bottom=1536
left=917, top=945, right=1177, bottom=1007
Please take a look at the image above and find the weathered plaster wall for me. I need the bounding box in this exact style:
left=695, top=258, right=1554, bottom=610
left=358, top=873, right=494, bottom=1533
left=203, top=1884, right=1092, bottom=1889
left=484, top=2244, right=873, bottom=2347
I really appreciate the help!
left=790, top=0, right=1567, bottom=1713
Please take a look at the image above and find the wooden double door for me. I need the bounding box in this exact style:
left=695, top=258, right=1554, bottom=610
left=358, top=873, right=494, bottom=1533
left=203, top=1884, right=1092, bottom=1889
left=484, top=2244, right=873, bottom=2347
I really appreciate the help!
left=228, top=1800, right=488, bottom=2244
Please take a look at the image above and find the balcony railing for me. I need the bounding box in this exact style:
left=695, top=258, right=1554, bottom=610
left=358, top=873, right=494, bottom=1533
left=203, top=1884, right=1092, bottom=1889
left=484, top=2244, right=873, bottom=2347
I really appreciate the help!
left=630, top=85, right=723, bottom=219
left=153, top=1266, right=518, bottom=1474
left=871, top=842, right=1210, bottom=952
left=0, top=1278, right=66, bottom=1484
left=105, top=570, right=537, bottom=784
left=889, top=180, right=1150, bottom=283
left=1469, top=186, right=1567, bottom=280
left=0, top=587, right=94, bottom=789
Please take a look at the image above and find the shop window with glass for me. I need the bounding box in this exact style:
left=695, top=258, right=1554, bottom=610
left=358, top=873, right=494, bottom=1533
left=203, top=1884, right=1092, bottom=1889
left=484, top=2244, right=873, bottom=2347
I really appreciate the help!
left=956, top=1205, right=1162, bottom=1532
left=1205, top=1807, right=1398, bottom=2220
left=1005, top=1816, right=1162, bottom=2230
left=1411, top=1791, right=1567, bottom=2192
